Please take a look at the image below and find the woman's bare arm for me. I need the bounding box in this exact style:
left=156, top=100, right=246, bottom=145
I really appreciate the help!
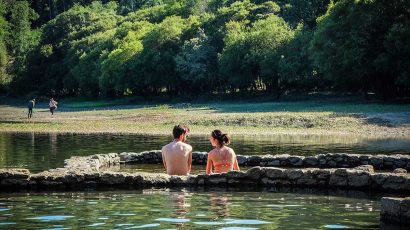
left=232, top=150, right=240, bottom=171
left=206, top=152, right=213, bottom=175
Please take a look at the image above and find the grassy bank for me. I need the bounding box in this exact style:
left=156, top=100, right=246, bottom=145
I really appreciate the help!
left=0, top=99, right=409, bottom=137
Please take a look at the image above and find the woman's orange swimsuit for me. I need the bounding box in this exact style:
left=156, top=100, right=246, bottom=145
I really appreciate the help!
left=213, top=148, right=233, bottom=168
left=214, top=162, right=233, bottom=168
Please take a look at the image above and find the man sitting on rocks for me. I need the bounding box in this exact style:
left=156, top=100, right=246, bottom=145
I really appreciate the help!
left=161, top=125, right=192, bottom=176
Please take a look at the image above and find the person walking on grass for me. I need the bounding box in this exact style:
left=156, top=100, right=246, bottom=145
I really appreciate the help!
left=49, top=98, right=58, bottom=115
left=27, top=99, right=35, bottom=118
left=161, top=124, right=193, bottom=176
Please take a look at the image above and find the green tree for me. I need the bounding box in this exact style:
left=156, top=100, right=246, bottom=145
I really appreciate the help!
left=175, top=28, right=217, bottom=94
left=310, top=0, right=410, bottom=98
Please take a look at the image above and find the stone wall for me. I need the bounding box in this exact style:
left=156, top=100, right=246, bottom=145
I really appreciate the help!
left=381, top=197, right=410, bottom=225
left=120, top=151, right=410, bottom=170
left=1, top=164, right=409, bottom=195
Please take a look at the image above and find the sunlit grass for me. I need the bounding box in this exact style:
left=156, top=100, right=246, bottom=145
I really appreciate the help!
left=0, top=100, right=409, bottom=137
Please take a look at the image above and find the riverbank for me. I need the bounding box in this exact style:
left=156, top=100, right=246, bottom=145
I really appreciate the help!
left=0, top=99, right=410, bottom=137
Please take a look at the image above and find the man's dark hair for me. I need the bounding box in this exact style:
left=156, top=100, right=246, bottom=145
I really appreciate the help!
left=173, top=124, right=189, bottom=139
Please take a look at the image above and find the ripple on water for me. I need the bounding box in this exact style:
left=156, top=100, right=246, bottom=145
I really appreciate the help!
left=87, top=223, right=105, bottom=227
left=195, top=214, right=207, bottom=217
left=324, top=224, right=351, bottom=229
left=130, top=223, right=161, bottom=228
left=0, top=222, right=16, bottom=225
left=155, top=218, right=190, bottom=223
left=219, top=227, right=258, bottom=230
left=0, top=208, right=10, bottom=212
left=40, top=228, right=71, bottom=230
left=27, top=215, right=75, bottom=222
left=267, top=204, right=302, bottom=208
left=224, top=219, right=271, bottom=225
left=193, top=221, right=225, bottom=225
left=113, top=213, right=136, bottom=216
left=116, top=223, right=134, bottom=227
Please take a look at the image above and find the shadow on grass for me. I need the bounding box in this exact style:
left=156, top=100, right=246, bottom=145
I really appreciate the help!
left=205, top=101, right=410, bottom=114
left=0, top=120, right=53, bottom=124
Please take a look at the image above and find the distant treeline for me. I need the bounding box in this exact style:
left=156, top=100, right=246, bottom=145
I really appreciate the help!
left=0, top=0, right=408, bottom=99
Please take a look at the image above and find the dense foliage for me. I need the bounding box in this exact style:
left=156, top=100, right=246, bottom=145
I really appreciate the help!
left=0, top=0, right=408, bottom=98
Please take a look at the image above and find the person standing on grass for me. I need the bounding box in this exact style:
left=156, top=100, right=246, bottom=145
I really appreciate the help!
left=49, top=98, right=58, bottom=115
left=161, top=124, right=193, bottom=176
left=27, top=99, right=35, bottom=118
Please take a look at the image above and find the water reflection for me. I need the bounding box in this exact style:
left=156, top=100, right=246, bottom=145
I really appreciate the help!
left=49, top=133, right=58, bottom=156
left=210, top=193, right=230, bottom=219
left=168, top=190, right=191, bottom=227
left=0, top=189, right=383, bottom=229
left=1, top=132, right=410, bottom=172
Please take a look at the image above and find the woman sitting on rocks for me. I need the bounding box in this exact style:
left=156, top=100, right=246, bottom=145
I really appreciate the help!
left=206, top=129, right=240, bottom=174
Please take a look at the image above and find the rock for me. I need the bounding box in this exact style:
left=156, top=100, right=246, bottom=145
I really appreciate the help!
left=245, top=167, right=264, bottom=180
left=359, top=155, right=369, bottom=165
left=347, top=154, right=360, bottom=166
left=0, top=168, right=30, bottom=179
left=392, top=168, right=407, bottom=174
left=329, top=169, right=348, bottom=187
left=383, top=174, right=407, bottom=191
left=267, top=160, right=280, bottom=166
left=353, top=165, right=375, bottom=173
left=296, top=170, right=316, bottom=185
left=285, top=169, right=304, bottom=180
left=347, top=170, right=370, bottom=187
left=170, top=176, right=187, bottom=185
left=296, top=178, right=317, bottom=186
left=370, top=173, right=388, bottom=188
left=380, top=197, right=402, bottom=223
left=313, top=169, right=332, bottom=180
left=100, top=172, right=127, bottom=185
left=289, top=156, right=304, bottom=166
left=140, top=173, right=171, bottom=185
left=208, top=175, right=227, bottom=185
left=237, top=155, right=248, bottom=165
left=225, top=171, right=247, bottom=179
left=304, top=156, right=318, bottom=166
left=317, top=154, right=327, bottom=166
left=119, top=152, right=129, bottom=161
left=401, top=198, right=410, bottom=224
left=248, top=156, right=262, bottom=166
left=265, top=168, right=286, bottom=179
left=369, top=156, right=383, bottom=168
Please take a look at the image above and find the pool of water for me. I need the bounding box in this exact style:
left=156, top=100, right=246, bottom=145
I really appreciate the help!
left=0, top=189, right=381, bottom=229
left=1, top=133, right=410, bottom=173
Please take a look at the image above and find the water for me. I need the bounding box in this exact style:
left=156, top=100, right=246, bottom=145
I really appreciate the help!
left=0, top=189, right=381, bottom=229
left=1, top=133, right=410, bottom=173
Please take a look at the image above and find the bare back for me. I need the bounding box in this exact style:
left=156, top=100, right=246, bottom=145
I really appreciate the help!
left=206, top=146, right=239, bottom=174
left=162, top=141, right=192, bottom=175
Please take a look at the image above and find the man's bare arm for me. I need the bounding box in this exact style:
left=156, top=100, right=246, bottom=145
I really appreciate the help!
left=187, top=149, right=192, bottom=174
left=161, top=148, right=167, bottom=170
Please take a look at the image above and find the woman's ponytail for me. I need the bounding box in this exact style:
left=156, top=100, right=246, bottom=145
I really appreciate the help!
left=212, top=130, right=231, bottom=146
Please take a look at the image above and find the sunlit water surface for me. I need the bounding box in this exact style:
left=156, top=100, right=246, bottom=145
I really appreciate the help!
left=0, top=189, right=381, bottom=229
left=1, top=133, right=409, bottom=172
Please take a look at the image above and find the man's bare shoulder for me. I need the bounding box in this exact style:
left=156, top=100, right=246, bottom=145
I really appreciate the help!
left=178, top=142, right=192, bottom=151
